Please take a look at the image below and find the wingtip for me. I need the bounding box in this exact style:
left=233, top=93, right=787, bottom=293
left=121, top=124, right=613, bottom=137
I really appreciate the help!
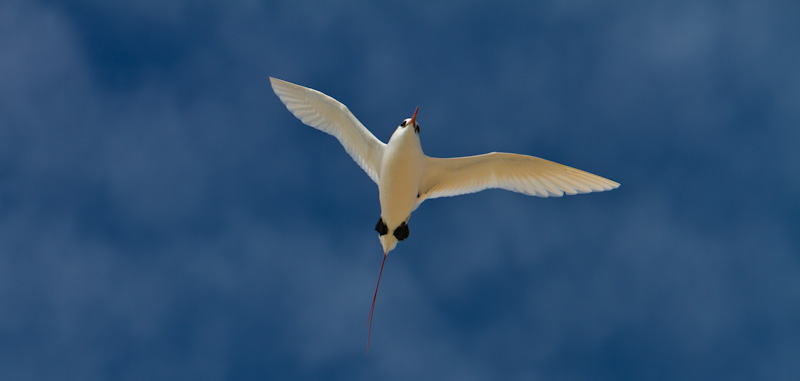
left=269, top=76, right=280, bottom=90
left=269, top=77, right=290, bottom=88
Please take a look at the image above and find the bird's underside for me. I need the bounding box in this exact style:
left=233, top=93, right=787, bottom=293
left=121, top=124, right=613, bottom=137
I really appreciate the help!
left=269, top=76, right=619, bottom=350
left=270, top=77, right=618, bottom=250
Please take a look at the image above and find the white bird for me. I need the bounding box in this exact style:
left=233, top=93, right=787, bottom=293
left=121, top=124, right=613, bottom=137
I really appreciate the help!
left=269, top=77, right=619, bottom=350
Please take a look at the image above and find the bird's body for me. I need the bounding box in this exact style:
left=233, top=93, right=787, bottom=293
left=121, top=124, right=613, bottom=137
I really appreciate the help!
left=378, top=122, right=424, bottom=253
left=269, top=77, right=619, bottom=350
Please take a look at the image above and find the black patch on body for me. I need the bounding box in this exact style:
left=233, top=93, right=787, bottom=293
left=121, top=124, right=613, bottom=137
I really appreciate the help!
left=375, top=217, right=388, bottom=236
left=393, top=221, right=409, bottom=241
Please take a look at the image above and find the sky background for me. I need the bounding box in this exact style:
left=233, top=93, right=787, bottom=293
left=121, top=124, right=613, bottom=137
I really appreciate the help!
left=2, top=0, right=799, bottom=380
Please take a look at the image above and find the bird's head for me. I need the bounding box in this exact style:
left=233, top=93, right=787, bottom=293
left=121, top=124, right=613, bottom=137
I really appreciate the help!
left=398, top=106, right=420, bottom=134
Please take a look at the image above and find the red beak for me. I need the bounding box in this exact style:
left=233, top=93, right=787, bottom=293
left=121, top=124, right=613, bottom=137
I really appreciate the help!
left=409, top=106, right=419, bottom=126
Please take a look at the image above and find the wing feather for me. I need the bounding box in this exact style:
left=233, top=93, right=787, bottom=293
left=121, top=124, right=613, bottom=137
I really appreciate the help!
left=270, top=77, right=386, bottom=184
left=419, top=152, right=619, bottom=201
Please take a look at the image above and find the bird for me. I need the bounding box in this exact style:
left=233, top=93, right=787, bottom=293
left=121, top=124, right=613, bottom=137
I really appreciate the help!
left=269, top=77, right=619, bottom=350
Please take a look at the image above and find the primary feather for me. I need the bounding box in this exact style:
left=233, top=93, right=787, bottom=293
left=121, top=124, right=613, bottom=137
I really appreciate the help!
left=270, top=77, right=386, bottom=184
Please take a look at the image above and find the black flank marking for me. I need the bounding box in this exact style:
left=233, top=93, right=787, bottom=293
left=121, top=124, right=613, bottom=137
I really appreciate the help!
left=375, top=217, right=388, bottom=236
left=393, top=222, right=410, bottom=241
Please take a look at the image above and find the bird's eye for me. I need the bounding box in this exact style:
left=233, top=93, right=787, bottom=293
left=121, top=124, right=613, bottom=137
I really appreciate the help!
left=400, top=120, right=407, bottom=127
left=415, top=123, right=421, bottom=133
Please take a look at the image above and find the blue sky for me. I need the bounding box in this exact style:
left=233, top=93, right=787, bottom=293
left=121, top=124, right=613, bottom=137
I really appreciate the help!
left=2, top=0, right=799, bottom=380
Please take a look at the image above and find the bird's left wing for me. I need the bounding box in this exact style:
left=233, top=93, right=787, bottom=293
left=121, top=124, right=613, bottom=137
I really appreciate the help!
left=418, top=152, right=619, bottom=202
left=270, top=77, right=386, bottom=184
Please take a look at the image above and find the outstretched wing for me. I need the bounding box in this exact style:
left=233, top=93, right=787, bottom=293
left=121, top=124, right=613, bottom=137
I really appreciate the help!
left=419, top=152, right=619, bottom=201
left=270, top=77, right=386, bottom=184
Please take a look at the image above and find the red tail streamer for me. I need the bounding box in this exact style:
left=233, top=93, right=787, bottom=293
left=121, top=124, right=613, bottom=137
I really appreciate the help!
left=367, top=252, right=388, bottom=352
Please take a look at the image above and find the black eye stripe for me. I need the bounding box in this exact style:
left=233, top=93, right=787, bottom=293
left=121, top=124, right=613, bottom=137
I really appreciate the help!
left=400, top=120, right=407, bottom=127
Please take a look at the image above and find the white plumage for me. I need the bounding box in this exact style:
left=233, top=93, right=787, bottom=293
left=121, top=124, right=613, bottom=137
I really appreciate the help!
left=420, top=152, right=618, bottom=201
left=271, top=77, right=386, bottom=184
left=269, top=77, right=619, bottom=350
left=270, top=77, right=619, bottom=233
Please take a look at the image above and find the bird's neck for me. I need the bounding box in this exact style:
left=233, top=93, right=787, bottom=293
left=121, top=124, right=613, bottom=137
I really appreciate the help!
left=388, top=128, right=422, bottom=154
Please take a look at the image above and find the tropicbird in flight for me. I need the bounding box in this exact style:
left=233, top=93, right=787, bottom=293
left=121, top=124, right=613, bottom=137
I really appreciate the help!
left=269, top=77, right=619, bottom=349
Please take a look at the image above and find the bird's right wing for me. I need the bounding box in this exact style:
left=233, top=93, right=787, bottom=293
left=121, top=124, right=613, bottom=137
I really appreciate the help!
left=270, top=77, right=386, bottom=184
left=418, top=152, right=619, bottom=201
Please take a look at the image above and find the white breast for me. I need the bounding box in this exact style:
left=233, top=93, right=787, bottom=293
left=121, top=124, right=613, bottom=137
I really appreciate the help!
left=378, top=127, right=424, bottom=229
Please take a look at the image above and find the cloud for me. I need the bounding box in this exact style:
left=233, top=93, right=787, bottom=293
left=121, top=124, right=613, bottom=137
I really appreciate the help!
left=1, top=0, right=798, bottom=380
